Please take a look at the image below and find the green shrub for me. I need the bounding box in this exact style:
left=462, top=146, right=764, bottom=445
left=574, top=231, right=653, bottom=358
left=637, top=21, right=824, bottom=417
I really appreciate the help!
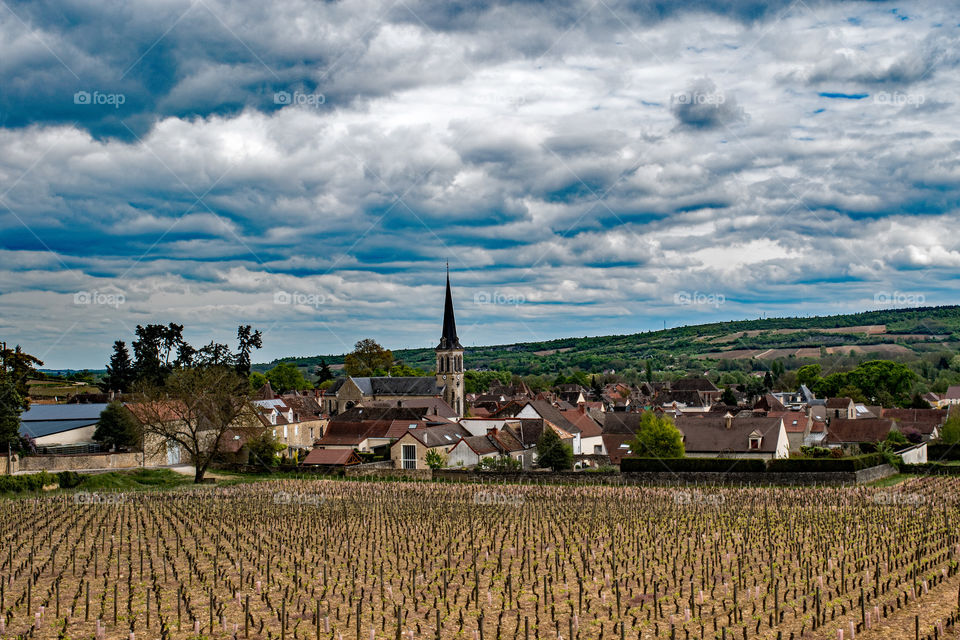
left=926, top=444, right=960, bottom=461
left=620, top=457, right=766, bottom=473
left=56, top=471, right=83, bottom=489
left=0, top=472, right=54, bottom=493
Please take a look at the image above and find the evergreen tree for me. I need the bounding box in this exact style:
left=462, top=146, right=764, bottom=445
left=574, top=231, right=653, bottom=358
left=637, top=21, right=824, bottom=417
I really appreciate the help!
left=536, top=426, right=573, bottom=471
left=93, top=401, right=140, bottom=450
left=315, top=359, right=335, bottom=384
left=101, top=340, right=135, bottom=393
left=629, top=412, right=684, bottom=458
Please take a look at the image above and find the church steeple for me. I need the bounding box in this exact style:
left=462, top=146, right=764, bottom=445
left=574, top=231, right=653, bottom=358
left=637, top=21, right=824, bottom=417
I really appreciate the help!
left=435, top=265, right=464, bottom=416
left=437, top=264, right=462, bottom=350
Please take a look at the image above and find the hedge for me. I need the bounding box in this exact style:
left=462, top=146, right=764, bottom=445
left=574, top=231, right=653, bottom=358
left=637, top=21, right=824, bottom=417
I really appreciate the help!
left=0, top=472, right=55, bottom=494
left=767, top=453, right=887, bottom=473
left=926, top=444, right=960, bottom=461
left=620, top=457, right=767, bottom=473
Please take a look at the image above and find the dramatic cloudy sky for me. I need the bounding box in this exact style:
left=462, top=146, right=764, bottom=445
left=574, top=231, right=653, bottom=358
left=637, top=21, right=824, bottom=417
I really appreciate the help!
left=1, top=0, right=959, bottom=368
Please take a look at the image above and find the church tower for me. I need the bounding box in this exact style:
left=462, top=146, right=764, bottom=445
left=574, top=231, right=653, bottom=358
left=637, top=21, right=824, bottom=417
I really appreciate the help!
left=435, top=268, right=464, bottom=416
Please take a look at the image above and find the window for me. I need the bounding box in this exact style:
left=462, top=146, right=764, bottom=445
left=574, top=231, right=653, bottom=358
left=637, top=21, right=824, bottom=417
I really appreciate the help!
left=594, top=445, right=603, bottom=454
left=750, top=437, right=761, bottom=449
left=402, top=444, right=417, bottom=470
left=283, top=425, right=288, bottom=439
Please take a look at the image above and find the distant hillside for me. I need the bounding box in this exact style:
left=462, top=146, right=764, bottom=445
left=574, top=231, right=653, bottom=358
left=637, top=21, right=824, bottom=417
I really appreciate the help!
left=254, top=305, right=960, bottom=378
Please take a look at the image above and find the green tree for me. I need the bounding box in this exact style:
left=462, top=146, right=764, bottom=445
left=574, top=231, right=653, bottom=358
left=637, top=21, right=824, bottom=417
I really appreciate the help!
left=629, top=412, right=685, bottom=458
left=265, top=362, right=310, bottom=393
left=246, top=429, right=285, bottom=467
left=93, top=402, right=140, bottom=450
left=234, top=325, right=263, bottom=377
left=249, top=371, right=268, bottom=392
left=536, top=426, right=573, bottom=471
left=721, top=387, right=737, bottom=406
left=101, top=340, right=135, bottom=393
left=0, top=376, right=24, bottom=452
left=315, top=360, right=335, bottom=385
left=885, top=430, right=908, bottom=447
left=940, top=414, right=960, bottom=445
left=846, top=360, right=916, bottom=406
left=344, top=339, right=393, bottom=377
left=796, top=364, right=822, bottom=390
left=425, top=449, right=446, bottom=470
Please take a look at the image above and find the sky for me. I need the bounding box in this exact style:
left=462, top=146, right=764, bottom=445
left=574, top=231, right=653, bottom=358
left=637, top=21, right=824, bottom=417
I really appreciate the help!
left=1, top=0, right=959, bottom=369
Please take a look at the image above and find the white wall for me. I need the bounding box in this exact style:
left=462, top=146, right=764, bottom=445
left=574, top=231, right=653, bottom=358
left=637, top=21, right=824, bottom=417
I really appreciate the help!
left=33, top=425, right=97, bottom=447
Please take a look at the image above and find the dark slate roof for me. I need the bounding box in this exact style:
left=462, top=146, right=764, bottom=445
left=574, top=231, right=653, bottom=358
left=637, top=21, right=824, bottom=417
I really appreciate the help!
left=671, top=378, right=719, bottom=393
left=826, top=397, right=854, bottom=409
left=600, top=412, right=644, bottom=435
left=403, top=423, right=470, bottom=447
left=675, top=414, right=784, bottom=454
left=345, top=377, right=442, bottom=396
left=19, top=403, right=108, bottom=438
left=437, top=270, right=462, bottom=350
left=826, top=418, right=895, bottom=444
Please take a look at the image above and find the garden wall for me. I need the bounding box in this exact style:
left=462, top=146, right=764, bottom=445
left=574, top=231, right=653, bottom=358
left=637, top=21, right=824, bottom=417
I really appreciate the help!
left=12, top=452, right=144, bottom=474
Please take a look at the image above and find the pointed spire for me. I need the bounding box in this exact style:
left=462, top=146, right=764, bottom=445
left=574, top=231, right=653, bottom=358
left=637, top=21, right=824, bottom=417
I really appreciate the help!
left=437, top=265, right=462, bottom=350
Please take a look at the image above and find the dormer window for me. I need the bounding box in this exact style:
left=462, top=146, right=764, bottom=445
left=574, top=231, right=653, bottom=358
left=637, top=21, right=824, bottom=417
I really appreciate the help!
left=749, top=436, right=761, bottom=449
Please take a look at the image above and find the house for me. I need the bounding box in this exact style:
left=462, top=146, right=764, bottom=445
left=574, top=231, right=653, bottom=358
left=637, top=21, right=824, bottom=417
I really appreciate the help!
left=601, top=434, right=635, bottom=465
left=671, top=378, right=722, bottom=405
left=881, top=408, right=947, bottom=442
left=390, top=423, right=470, bottom=469
left=446, top=428, right=526, bottom=468
left=253, top=397, right=326, bottom=457
left=825, top=418, right=895, bottom=447
left=804, top=420, right=828, bottom=447
left=674, top=413, right=789, bottom=460
left=825, top=398, right=856, bottom=420
left=945, top=386, right=960, bottom=406
left=18, top=402, right=109, bottom=452
left=754, top=394, right=787, bottom=413
left=314, top=406, right=435, bottom=455
left=490, top=399, right=583, bottom=453
left=561, top=406, right=604, bottom=458
left=300, top=448, right=361, bottom=468
left=767, top=410, right=812, bottom=452
left=555, top=384, right=588, bottom=406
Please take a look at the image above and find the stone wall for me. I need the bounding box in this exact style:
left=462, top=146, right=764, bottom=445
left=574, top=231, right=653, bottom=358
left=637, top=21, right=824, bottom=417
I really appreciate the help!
left=15, top=452, right=144, bottom=473
left=346, top=461, right=431, bottom=479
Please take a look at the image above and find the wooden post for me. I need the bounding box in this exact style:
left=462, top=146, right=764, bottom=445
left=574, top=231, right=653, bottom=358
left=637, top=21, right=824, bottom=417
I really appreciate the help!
left=245, top=595, right=250, bottom=638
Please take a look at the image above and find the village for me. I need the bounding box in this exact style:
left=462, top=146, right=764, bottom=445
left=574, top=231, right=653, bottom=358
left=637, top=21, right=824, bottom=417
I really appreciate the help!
left=7, top=274, right=959, bottom=481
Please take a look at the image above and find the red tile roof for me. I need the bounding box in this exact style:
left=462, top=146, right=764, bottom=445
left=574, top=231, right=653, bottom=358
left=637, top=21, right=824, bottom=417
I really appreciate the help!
left=301, top=449, right=360, bottom=466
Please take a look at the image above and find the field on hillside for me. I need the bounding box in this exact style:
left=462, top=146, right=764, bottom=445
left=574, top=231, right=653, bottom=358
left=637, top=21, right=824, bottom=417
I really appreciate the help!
left=255, top=306, right=960, bottom=377
left=3, top=478, right=959, bottom=640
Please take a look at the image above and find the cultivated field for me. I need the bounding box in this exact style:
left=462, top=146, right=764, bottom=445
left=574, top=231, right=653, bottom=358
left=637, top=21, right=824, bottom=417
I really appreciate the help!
left=2, top=478, right=959, bottom=640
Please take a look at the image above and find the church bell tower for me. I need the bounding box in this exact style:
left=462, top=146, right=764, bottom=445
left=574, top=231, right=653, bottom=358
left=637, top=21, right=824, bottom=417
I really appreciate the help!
left=435, top=267, right=464, bottom=416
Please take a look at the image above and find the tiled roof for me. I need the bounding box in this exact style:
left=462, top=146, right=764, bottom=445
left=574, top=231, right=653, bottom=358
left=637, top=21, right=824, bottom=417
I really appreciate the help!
left=302, top=448, right=360, bottom=465
left=675, top=414, right=783, bottom=454
left=826, top=418, right=894, bottom=444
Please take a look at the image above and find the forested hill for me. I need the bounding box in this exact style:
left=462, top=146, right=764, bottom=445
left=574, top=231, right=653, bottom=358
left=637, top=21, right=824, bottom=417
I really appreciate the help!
left=255, top=305, right=960, bottom=377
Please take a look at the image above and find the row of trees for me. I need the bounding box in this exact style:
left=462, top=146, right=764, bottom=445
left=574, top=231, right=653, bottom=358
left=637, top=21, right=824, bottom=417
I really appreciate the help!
left=101, top=324, right=263, bottom=392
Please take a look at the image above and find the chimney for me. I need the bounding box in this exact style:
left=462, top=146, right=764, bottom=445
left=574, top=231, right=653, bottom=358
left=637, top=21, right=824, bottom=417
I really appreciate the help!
left=724, top=412, right=733, bottom=430
left=486, top=427, right=498, bottom=436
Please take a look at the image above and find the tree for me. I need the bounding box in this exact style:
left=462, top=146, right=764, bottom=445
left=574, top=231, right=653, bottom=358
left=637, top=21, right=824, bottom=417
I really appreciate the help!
left=0, top=343, right=43, bottom=401
left=246, top=429, right=285, bottom=467
left=315, top=359, right=334, bottom=385
left=425, top=449, right=446, bottom=470
left=885, top=430, right=909, bottom=447
left=249, top=372, right=268, bottom=392
left=908, top=393, right=932, bottom=409
left=940, top=414, right=960, bottom=445
left=796, top=364, right=822, bottom=390
left=721, top=387, right=737, bottom=407
left=644, top=360, right=653, bottom=384
left=131, top=366, right=258, bottom=483
left=343, top=339, right=393, bottom=377
left=265, top=362, right=310, bottom=393
left=235, top=325, right=263, bottom=377
left=93, top=402, right=140, bottom=450
left=846, top=360, right=916, bottom=406
left=536, top=426, right=573, bottom=471
left=101, top=340, right=135, bottom=393
left=131, top=323, right=185, bottom=385
left=0, top=376, right=24, bottom=453
left=629, top=412, right=685, bottom=458
left=763, top=371, right=774, bottom=390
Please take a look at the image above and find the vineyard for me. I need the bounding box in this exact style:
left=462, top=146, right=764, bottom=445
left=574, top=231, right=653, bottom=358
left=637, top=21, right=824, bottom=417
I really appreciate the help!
left=2, top=478, right=960, bottom=640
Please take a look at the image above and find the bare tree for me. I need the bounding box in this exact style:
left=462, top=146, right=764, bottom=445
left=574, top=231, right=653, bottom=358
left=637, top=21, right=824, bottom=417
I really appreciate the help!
left=130, top=366, right=260, bottom=483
